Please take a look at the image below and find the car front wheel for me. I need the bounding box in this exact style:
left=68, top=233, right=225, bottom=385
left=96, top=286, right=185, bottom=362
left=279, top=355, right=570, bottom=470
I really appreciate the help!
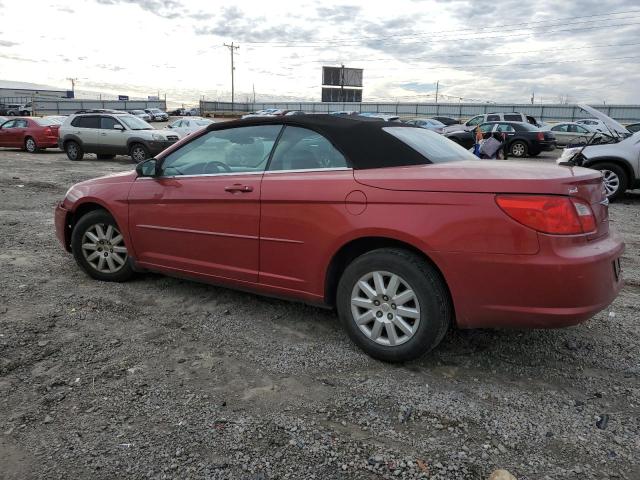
left=593, top=162, right=628, bottom=201
left=71, top=209, right=133, bottom=282
left=337, top=248, right=451, bottom=362
left=129, top=143, right=149, bottom=163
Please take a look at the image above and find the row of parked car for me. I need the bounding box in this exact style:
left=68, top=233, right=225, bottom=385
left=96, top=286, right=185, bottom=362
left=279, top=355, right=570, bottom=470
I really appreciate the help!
left=1, top=107, right=638, bottom=199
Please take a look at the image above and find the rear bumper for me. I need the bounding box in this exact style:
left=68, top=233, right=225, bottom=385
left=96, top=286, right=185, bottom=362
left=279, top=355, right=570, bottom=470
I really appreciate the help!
left=54, top=202, right=71, bottom=252
left=445, top=229, right=625, bottom=329
left=37, top=135, right=59, bottom=148
left=537, top=141, right=556, bottom=152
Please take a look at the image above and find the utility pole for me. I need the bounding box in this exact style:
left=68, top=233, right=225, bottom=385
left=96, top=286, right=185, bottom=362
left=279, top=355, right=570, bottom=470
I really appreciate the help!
left=252, top=83, right=256, bottom=104
left=531, top=91, right=535, bottom=104
left=66, top=77, right=77, bottom=95
left=224, top=42, right=240, bottom=107
left=435, top=80, right=439, bottom=104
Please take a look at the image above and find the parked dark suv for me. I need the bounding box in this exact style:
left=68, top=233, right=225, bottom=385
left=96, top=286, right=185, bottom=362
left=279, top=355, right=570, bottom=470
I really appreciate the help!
left=58, top=113, right=179, bottom=162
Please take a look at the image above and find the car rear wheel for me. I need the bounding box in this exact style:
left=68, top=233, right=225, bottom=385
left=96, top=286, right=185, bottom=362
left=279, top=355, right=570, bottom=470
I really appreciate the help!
left=337, top=248, right=451, bottom=362
left=24, top=137, right=37, bottom=153
left=510, top=141, right=528, bottom=158
left=593, top=162, right=627, bottom=201
left=130, top=143, right=149, bottom=163
left=71, top=209, right=133, bottom=282
left=65, top=141, right=84, bottom=161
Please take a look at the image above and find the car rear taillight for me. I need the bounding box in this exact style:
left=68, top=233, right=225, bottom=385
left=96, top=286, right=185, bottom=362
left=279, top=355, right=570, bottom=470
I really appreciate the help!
left=495, top=195, right=597, bottom=235
left=44, top=127, right=52, bottom=135
left=536, top=132, right=545, bottom=141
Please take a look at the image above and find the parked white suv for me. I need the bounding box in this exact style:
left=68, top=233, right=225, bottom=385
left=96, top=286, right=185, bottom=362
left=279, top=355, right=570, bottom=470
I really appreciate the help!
left=58, top=113, right=179, bottom=162
left=443, top=112, right=540, bottom=133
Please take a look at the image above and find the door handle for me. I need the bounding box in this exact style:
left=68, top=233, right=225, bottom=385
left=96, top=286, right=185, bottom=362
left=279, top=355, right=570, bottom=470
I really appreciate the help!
left=224, top=184, right=253, bottom=193
left=100, top=132, right=107, bottom=136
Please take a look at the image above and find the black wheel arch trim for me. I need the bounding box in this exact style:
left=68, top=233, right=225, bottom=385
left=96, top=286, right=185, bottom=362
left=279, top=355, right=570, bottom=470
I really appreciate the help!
left=583, top=157, right=636, bottom=184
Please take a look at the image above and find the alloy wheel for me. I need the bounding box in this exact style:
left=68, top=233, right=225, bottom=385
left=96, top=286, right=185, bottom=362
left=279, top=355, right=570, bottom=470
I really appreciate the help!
left=25, top=138, right=36, bottom=152
left=601, top=169, right=620, bottom=197
left=350, top=271, right=421, bottom=346
left=81, top=223, right=128, bottom=274
left=131, top=147, right=147, bottom=162
left=67, top=143, right=77, bottom=159
left=511, top=143, right=526, bottom=157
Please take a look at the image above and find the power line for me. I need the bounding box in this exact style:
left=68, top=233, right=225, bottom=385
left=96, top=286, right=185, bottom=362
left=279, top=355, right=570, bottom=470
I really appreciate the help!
left=244, top=20, right=640, bottom=48
left=241, top=9, right=640, bottom=46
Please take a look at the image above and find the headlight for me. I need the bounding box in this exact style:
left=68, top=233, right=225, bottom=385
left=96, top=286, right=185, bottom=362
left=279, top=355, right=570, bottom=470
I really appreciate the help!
left=152, top=133, right=165, bottom=141
left=557, top=147, right=581, bottom=164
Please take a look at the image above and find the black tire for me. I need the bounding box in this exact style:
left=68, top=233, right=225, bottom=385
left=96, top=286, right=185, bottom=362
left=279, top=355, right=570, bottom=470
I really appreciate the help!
left=24, top=136, right=38, bottom=153
left=129, top=143, right=150, bottom=163
left=71, top=209, right=134, bottom=282
left=8, top=111, right=16, bottom=116
left=336, top=248, right=452, bottom=362
left=509, top=140, right=528, bottom=158
left=97, top=154, right=116, bottom=160
left=592, top=162, right=628, bottom=201
left=65, top=141, right=84, bottom=161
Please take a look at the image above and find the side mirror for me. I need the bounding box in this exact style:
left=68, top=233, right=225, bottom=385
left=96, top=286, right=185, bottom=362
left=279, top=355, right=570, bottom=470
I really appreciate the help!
left=114, top=124, right=124, bottom=131
left=136, top=158, right=159, bottom=177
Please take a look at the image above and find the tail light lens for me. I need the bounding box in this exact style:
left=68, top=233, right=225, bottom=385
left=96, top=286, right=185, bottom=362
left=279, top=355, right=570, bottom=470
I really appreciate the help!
left=496, top=195, right=596, bottom=235
left=44, top=127, right=52, bottom=135
left=536, top=132, right=545, bottom=141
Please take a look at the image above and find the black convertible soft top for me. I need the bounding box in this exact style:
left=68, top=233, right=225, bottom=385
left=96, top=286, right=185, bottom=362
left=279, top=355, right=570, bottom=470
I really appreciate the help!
left=204, top=114, right=429, bottom=170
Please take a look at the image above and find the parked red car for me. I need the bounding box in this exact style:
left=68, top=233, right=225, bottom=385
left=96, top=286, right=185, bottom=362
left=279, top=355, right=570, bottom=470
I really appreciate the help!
left=0, top=117, right=60, bottom=152
left=54, top=115, right=624, bottom=361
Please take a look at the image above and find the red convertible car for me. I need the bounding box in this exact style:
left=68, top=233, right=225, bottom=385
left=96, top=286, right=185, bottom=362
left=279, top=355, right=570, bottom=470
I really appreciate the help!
left=55, top=115, right=624, bottom=361
left=0, top=117, right=60, bottom=152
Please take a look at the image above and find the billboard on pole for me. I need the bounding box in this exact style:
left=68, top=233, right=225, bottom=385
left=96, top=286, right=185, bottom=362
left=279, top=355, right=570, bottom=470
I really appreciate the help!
left=322, top=67, right=363, bottom=87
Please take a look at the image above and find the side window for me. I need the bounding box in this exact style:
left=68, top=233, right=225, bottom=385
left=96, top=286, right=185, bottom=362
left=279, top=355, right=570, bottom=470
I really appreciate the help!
left=526, top=116, right=537, bottom=125
left=479, top=123, right=494, bottom=133
left=575, top=125, right=589, bottom=134
left=486, top=114, right=500, bottom=122
left=100, top=116, right=122, bottom=129
left=503, top=114, right=521, bottom=122
left=15, top=120, right=28, bottom=128
left=552, top=124, right=568, bottom=132
left=72, top=116, right=100, bottom=128
left=161, top=125, right=282, bottom=176
left=268, top=126, right=348, bottom=171
left=496, top=123, right=515, bottom=133
left=467, top=115, right=483, bottom=126
left=1, top=120, right=16, bottom=128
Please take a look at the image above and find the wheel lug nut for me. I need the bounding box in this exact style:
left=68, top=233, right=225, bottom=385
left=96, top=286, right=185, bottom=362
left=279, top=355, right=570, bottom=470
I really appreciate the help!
left=374, top=300, right=380, bottom=306
left=391, top=304, right=396, bottom=309
left=383, top=295, right=389, bottom=301
left=387, top=313, right=394, bottom=320
left=376, top=311, right=383, bottom=318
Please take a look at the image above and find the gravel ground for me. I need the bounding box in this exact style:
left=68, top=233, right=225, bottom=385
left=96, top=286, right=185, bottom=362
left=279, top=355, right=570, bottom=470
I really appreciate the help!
left=0, top=147, right=639, bottom=480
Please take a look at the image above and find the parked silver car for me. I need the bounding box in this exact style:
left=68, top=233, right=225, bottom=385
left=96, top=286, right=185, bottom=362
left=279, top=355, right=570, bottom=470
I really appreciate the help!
left=144, top=108, right=169, bottom=122
left=58, top=113, right=179, bottom=162
left=166, top=117, right=214, bottom=137
left=543, top=122, right=601, bottom=147
left=558, top=106, right=637, bottom=200
left=129, top=110, right=152, bottom=121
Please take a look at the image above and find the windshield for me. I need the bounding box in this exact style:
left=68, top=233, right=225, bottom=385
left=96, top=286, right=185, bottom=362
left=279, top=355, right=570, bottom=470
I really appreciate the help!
left=194, top=119, right=213, bottom=126
left=383, top=127, right=476, bottom=163
left=119, top=115, right=153, bottom=130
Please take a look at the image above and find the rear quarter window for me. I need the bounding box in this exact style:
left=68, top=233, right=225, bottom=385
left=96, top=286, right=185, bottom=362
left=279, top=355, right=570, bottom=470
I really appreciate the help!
left=71, top=116, right=100, bottom=129
left=383, top=127, right=477, bottom=163
left=503, top=114, right=522, bottom=122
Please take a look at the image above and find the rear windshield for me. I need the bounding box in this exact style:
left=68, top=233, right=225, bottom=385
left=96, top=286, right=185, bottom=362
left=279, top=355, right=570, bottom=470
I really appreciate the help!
left=34, top=118, right=60, bottom=126
left=517, top=122, right=541, bottom=131
left=383, top=127, right=476, bottom=163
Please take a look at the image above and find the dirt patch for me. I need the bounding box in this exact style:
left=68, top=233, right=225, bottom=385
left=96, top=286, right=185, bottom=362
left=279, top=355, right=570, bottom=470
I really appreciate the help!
left=0, top=149, right=638, bottom=479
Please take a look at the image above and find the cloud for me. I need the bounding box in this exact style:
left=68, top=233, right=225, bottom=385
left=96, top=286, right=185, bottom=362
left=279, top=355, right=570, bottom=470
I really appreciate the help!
left=94, top=0, right=181, bottom=19
left=57, top=6, right=74, bottom=13
left=316, top=5, right=362, bottom=23
left=0, top=40, right=18, bottom=47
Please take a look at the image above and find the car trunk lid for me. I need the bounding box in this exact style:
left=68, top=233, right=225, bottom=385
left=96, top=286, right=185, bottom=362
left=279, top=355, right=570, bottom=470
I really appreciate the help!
left=354, top=160, right=608, bottom=239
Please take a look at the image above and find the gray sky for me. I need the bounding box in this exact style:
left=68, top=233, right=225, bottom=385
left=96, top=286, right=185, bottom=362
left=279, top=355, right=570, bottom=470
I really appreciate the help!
left=1, top=0, right=639, bottom=104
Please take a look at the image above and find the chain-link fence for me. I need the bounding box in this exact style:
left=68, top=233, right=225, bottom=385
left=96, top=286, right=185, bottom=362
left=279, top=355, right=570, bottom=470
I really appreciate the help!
left=199, top=101, right=640, bottom=123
